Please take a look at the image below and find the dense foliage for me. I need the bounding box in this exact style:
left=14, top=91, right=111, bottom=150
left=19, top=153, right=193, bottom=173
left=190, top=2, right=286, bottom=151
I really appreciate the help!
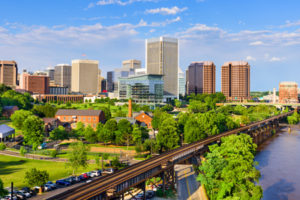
left=287, top=111, right=300, bottom=125
left=0, top=86, right=33, bottom=110
left=0, top=178, right=8, bottom=197
left=67, top=142, right=89, bottom=175
left=198, top=134, right=262, bottom=200
left=23, top=115, right=45, bottom=150
left=32, top=104, right=57, bottom=118
left=24, top=168, right=49, bottom=187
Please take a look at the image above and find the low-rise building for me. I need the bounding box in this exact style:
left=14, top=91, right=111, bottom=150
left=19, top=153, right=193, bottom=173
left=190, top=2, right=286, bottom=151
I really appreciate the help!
left=33, top=94, right=84, bottom=103
left=2, top=106, right=19, bottom=118
left=0, top=124, right=15, bottom=142
left=43, top=118, right=61, bottom=136
left=133, top=111, right=153, bottom=129
left=55, top=109, right=105, bottom=129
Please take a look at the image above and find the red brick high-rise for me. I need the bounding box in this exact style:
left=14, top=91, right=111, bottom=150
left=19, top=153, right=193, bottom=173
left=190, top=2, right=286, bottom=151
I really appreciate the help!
left=186, top=61, right=216, bottom=95
left=221, top=61, right=250, bottom=101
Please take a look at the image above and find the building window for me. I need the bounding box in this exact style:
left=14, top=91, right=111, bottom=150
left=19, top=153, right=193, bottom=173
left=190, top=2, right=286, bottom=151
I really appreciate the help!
left=93, top=123, right=96, bottom=128
left=83, top=117, right=85, bottom=121
left=64, top=117, right=66, bottom=120
left=78, top=116, right=81, bottom=120
left=94, top=117, right=96, bottom=121
left=88, top=117, right=91, bottom=121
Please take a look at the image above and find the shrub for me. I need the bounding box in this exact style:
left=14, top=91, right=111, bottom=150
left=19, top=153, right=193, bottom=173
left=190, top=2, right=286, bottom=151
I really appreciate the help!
left=0, top=143, right=6, bottom=151
left=20, top=146, right=27, bottom=156
left=51, top=149, right=58, bottom=158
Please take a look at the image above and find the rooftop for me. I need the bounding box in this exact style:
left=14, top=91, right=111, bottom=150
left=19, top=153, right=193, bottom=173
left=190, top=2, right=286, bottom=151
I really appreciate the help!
left=56, top=109, right=103, bottom=116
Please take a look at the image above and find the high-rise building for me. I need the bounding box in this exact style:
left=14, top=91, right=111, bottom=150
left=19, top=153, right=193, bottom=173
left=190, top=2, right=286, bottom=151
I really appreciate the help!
left=71, top=60, right=99, bottom=94
left=101, top=79, right=107, bottom=92
left=122, top=59, right=141, bottom=70
left=146, top=37, right=178, bottom=97
left=0, top=60, right=18, bottom=88
left=279, top=82, right=298, bottom=103
left=107, top=71, right=114, bottom=92
left=221, top=61, right=250, bottom=101
left=20, top=73, right=50, bottom=94
left=178, top=68, right=186, bottom=96
left=46, top=68, right=55, bottom=81
left=186, top=61, right=216, bottom=95
left=54, top=64, right=72, bottom=89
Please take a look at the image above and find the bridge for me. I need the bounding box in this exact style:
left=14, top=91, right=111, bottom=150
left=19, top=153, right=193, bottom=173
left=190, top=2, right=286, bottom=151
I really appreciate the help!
left=48, top=111, right=294, bottom=200
left=216, top=102, right=300, bottom=107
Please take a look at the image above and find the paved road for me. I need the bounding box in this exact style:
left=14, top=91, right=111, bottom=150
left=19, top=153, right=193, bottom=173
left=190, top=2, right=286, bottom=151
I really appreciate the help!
left=175, top=165, right=202, bottom=200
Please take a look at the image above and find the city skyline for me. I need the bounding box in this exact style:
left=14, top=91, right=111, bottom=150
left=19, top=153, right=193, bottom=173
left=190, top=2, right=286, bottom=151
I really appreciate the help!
left=1, top=0, right=300, bottom=90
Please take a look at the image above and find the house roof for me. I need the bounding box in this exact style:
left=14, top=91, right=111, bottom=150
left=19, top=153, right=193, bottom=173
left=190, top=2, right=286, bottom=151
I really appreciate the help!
left=56, top=109, right=103, bottom=116
left=0, top=124, right=15, bottom=138
left=43, top=118, right=59, bottom=124
left=3, top=106, right=18, bottom=110
left=133, top=111, right=153, bottom=118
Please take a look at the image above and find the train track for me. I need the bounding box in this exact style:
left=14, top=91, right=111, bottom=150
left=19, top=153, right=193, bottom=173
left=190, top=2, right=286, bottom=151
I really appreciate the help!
left=48, top=111, right=292, bottom=200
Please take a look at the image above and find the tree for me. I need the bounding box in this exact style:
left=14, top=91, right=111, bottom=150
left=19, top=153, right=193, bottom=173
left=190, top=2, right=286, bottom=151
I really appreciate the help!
left=75, top=122, right=85, bottom=138
left=161, top=104, right=173, bottom=112
left=103, top=119, right=117, bottom=143
left=11, top=110, right=33, bottom=129
left=98, top=107, right=111, bottom=120
left=67, top=142, right=89, bottom=175
left=50, top=126, right=69, bottom=141
left=156, top=118, right=179, bottom=152
left=0, top=178, right=8, bottom=197
left=23, top=115, right=44, bottom=150
left=117, top=119, right=133, bottom=148
left=198, top=134, right=262, bottom=200
left=132, top=125, right=149, bottom=144
left=20, top=146, right=27, bottom=156
left=152, top=109, right=171, bottom=131
left=32, top=104, right=57, bottom=118
left=84, top=125, right=98, bottom=143
left=287, top=111, right=300, bottom=125
left=24, top=168, right=49, bottom=189
left=174, top=99, right=182, bottom=108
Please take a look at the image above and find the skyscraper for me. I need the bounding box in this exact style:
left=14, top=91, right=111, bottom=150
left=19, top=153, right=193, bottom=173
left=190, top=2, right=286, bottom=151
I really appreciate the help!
left=71, top=60, right=99, bottom=94
left=54, top=64, right=72, bottom=89
left=186, top=61, right=216, bottom=95
left=122, top=59, right=141, bottom=70
left=221, top=61, right=250, bottom=101
left=178, top=68, right=186, bottom=96
left=107, top=71, right=114, bottom=92
left=146, top=37, right=178, bottom=97
left=279, top=82, right=298, bottom=103
left=0, top=60, right=18, bottom=88
left=46, top=67, right=55, bottom=81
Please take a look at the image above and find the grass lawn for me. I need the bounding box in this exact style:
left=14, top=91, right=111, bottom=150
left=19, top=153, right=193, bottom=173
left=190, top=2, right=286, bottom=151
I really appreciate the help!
left=0, top=155, right=98, bottom=188
left=87, top=143, right=136, bottom=151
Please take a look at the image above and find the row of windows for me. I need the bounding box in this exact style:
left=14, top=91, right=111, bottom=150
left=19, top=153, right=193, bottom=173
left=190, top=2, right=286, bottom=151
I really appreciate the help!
left=59, top=116, right=97, bottom=121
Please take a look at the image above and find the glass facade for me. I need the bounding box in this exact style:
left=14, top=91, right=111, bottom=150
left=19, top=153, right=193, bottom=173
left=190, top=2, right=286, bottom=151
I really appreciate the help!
left=118, top=74, right=164, bottom=105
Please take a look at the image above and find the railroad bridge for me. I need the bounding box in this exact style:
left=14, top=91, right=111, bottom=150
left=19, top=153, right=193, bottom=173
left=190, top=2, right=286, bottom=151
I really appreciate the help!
left=48, top=111, right=294, bottom=200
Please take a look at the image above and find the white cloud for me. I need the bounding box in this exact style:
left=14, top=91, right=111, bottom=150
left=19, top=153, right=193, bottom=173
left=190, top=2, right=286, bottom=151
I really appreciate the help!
left=249, top=41, right=264, bottom=46
left=88, top=0, right=158, bottom=8
left=269, top=57, right=284, bottom=62
left=145, top=6, right=187, bottom=15
left=280, top=20, right=300, bottom=28
left=246, top=56, right=256, bottom=61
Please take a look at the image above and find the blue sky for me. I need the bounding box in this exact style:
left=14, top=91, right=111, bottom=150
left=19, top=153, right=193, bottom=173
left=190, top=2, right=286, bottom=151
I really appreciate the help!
left=1, top=0, right=300, bottom=91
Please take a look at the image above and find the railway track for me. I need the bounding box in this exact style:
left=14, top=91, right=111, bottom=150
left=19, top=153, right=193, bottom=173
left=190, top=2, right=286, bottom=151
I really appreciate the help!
left=49, top=111, right=292, bottom=200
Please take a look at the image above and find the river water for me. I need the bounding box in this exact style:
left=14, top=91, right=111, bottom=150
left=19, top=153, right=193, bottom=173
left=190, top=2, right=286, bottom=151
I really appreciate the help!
left=255, top=126, right=300, bottom=200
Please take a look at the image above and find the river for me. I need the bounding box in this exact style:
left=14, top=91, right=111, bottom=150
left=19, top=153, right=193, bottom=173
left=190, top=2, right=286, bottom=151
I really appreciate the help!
left=255, top=126, right=300, bottom=200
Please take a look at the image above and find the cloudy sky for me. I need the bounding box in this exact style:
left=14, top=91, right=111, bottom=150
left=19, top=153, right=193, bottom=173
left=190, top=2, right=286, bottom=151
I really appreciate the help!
left=1, top=0, right=300, bottom=91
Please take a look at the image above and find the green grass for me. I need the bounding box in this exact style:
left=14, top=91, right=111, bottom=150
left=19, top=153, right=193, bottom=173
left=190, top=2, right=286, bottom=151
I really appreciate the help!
left=87, top=143, right=136, bottom=151
left=0, top=155, right=98, bottom=188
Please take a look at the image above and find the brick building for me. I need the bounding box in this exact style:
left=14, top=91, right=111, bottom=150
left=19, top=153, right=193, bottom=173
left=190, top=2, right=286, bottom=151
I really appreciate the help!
left=33, top=94, right=83, bottom=103
left=279, top=82, right=298, bottom=103
left=221, top=61, right=250, bottom=101
left=2, top=106, right=19, bottom=118
left=133, top=112, right=153, bottom=129
left=55, top=109, right=105, bottom=129
left=19, top=74, right=50, bottom=94
left=186, top=61, right=216, bottom=95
